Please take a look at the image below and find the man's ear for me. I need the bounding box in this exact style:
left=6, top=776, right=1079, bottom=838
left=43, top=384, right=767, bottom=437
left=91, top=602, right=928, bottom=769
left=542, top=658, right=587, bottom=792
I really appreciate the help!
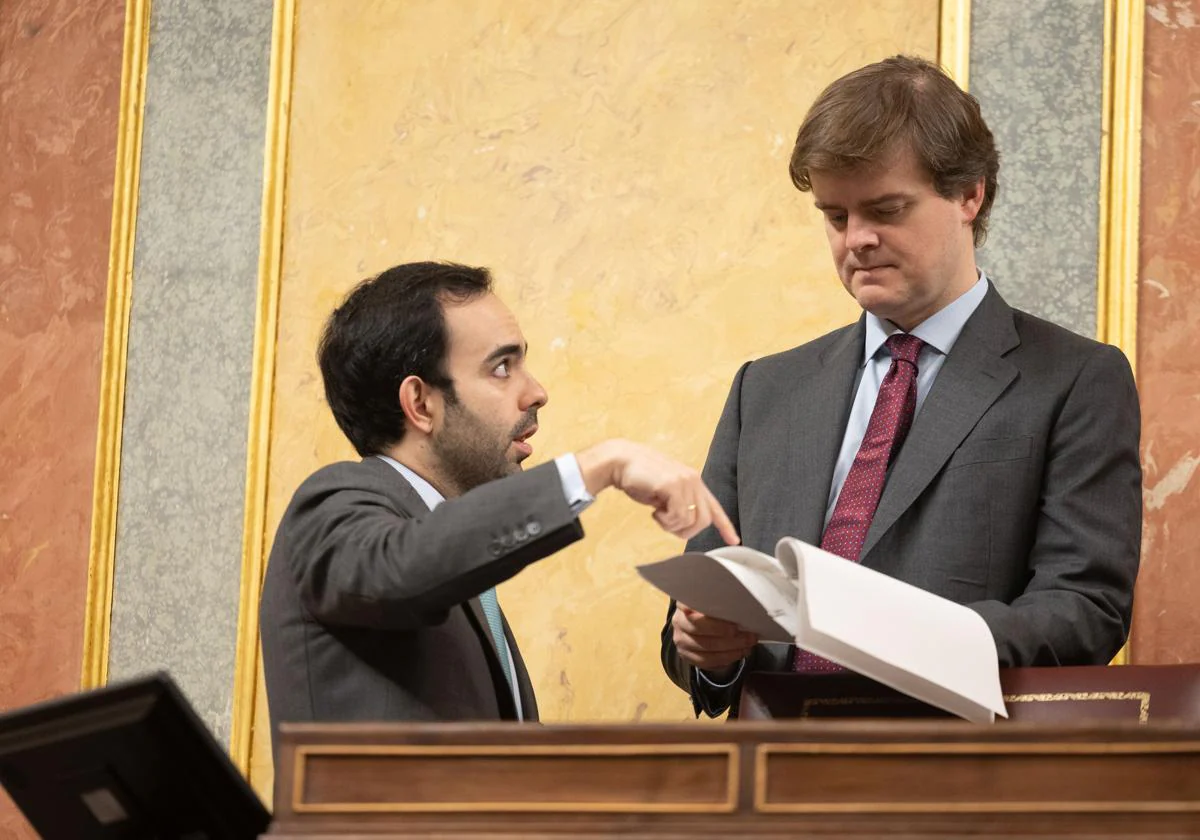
left=398, top=375, right=440, bottom=436
left=960, top=176, right=986, bottom=226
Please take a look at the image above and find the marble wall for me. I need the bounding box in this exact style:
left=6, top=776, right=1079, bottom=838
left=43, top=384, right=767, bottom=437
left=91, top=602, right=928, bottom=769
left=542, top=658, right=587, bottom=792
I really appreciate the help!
left=971, top=0, right=1105, bottom=335
left=247, top=0, right=939, bottom=796
left=105, top=0, right=273, bottom=746
left=5, top=0, right=1184, bottom=827
left=1131, top=0, right=1200, bottom=665
left=0, top=0, right=127, bottom=835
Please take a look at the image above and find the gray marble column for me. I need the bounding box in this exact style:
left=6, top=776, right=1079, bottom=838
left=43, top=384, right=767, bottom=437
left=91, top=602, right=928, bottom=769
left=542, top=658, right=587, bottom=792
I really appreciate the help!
left=971, top=0, right=1105, bottom=336
left=108, top=0, right=273, bottom=745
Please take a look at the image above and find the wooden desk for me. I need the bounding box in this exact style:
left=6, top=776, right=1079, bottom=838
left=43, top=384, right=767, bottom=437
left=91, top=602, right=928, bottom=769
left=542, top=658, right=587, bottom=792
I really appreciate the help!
left=266, top=720, right=1200, bottom=838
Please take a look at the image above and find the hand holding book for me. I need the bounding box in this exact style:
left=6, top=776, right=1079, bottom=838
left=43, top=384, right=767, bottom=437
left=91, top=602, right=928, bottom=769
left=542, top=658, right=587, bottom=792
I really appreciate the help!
left=641, top=537, right=1008, bottom=723
left=670, top=604, right=758, bottom=673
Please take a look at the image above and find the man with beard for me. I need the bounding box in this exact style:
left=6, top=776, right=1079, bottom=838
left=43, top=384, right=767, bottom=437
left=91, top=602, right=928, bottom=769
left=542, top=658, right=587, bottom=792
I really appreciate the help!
left=260, top=261, right=736, bottom=757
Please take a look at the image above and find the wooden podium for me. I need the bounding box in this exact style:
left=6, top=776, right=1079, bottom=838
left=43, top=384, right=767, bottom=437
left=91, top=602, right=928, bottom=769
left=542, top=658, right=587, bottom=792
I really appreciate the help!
left=266, top=716, right=1200, bottom=838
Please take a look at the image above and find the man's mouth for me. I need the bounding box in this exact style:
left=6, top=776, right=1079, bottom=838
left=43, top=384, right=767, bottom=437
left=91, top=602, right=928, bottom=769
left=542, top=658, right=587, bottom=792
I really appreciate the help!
left=512, top=425, right=538, bottom=457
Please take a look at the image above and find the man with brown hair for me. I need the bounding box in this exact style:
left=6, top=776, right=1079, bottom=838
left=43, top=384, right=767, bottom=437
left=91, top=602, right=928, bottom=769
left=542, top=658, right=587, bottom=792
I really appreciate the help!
left=660, top=55, right=1142, bottom=717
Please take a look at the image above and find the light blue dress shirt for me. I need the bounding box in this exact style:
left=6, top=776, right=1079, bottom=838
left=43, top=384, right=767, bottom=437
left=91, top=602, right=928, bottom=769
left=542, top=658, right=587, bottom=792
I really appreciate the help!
left=823, top=272, right=989, bottom=524
left=376, top=452, right=595, bottom=719
left=699, top=273, right=989, bottom=691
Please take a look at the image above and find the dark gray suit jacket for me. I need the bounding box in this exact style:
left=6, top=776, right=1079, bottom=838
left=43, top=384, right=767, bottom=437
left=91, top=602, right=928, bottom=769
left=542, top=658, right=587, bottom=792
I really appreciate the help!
left=260, top=457, right=583, bottom=751
left=661, top=284, right=1142, bottom=717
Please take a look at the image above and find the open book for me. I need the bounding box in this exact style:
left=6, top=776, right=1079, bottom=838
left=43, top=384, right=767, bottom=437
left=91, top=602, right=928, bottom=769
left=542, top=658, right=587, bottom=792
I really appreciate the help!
left=638, top=537, right=1007, bottom=723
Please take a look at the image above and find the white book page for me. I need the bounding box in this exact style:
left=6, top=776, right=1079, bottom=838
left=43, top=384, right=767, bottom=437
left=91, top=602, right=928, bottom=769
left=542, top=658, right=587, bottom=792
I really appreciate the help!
left=636, top=548, right=796, bottom=643
left=706, top=547, right=799, bottom=639
left=779, top=537, right=1006, bottom=723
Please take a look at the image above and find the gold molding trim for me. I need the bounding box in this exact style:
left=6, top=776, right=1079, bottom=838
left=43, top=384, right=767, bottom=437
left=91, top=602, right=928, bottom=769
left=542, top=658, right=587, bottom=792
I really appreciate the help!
left=81, top=0, right=152, bottom=691
left=796, top=695, right=925, bottom=716
left=938, top=0, right=972, bottom=89
left=1097, top=0, right=1143, bottom=368
left=758, top=740, right=1200, bottom=756
left=754, top=740, right=1200, bottom=813
left=1005, top=690, right=1150, bottom=723
left=292, top=743, right=740, bottom=814
left=229, top=0, right=298, bottom=774
left=793, top=690, right=1151, bottom=723
left=1097, top=0, right=1144, bottom=668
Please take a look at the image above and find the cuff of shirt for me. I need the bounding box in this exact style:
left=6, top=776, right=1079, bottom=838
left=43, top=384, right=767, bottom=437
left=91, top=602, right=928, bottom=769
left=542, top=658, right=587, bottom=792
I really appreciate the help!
left=554, top=454, right=595, bottom=516
left=695, top=659, right=745, bottom=689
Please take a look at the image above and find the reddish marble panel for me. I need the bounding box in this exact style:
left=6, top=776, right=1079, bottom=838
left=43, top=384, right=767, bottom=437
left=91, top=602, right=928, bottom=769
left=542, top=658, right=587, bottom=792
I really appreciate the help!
left=0, top=0, right=126, bottom=834
left=1132, top=1, right=1200, bottom=664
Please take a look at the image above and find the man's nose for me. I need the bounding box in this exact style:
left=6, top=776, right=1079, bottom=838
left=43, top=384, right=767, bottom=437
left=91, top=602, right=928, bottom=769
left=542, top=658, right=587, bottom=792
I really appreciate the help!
left=845, top=216, right=880, bottom=251
left=522, top=373, right=548, bottom=410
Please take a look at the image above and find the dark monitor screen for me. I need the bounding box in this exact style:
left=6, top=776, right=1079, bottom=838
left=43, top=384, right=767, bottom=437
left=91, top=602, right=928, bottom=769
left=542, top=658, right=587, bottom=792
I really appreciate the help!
left=0, top=672, right=270, bottom=839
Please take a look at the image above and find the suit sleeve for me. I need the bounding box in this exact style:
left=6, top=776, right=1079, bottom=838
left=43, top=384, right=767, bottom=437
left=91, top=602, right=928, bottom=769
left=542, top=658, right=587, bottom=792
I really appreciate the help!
left=969, top=343, right=1142, bottom=666
left=660, top=361, right=771, bottom=717
left=278, top=461, right=584, bottom=630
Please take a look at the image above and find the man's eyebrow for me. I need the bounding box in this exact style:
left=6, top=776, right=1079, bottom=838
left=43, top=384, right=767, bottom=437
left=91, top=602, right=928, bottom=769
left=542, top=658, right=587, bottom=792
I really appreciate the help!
left=483, top=343, right=525, bottom=365
left=863, top=192, right=914, bottom=205
left=814, top=193, right=914, bottom=212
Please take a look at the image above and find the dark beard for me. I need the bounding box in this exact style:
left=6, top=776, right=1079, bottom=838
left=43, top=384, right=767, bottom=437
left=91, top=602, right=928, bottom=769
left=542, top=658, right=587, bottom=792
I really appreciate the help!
left=432, top=403, right=537, bottom=496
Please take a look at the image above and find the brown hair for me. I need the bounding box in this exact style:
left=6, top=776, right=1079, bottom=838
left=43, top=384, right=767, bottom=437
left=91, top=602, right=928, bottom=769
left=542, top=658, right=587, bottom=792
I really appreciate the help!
left=789, top=55, right=1000, bottom=247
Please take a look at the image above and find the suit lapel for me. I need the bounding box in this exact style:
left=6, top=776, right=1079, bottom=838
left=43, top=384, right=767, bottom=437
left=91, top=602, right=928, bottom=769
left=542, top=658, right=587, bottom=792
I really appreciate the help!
left=504, top=618, right=539, bottom=721
left=787, top=319, right=865, bottom=543
left=860, top=285, right=1020, bottom=561
left=462, top=598, right=519, bottom=719
left=367, top=457, right=519, bottom=719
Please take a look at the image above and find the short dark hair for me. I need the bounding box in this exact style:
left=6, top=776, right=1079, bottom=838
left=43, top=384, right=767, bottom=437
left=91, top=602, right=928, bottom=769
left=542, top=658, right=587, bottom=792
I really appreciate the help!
left=789, top=54, right=1000, bottom=246
left=317, top=261, right=493, bottom=456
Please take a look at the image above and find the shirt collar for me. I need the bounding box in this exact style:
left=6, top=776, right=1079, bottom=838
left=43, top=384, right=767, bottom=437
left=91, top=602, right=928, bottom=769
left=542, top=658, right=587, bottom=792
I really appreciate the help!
left=862, top=271, right=989, bottom=364
left=376, top=454, right=444, bottom=510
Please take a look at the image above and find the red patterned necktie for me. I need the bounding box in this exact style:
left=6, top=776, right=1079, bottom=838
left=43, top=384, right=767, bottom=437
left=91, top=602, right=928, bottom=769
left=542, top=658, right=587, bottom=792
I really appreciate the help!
left=794, top=333, right=925, bottom=672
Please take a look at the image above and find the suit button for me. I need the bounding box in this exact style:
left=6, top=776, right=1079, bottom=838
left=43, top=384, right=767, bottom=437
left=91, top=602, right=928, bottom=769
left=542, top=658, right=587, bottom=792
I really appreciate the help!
left=512, top=528, right=527, bottom=543
left=489, top=541, right=502, bottom=556
left=527, top=521, right=543, bottom=537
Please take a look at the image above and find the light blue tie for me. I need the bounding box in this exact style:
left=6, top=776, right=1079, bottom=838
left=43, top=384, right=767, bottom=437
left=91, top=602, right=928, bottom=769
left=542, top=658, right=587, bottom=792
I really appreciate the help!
left=478, top=587, right=513, bottom=689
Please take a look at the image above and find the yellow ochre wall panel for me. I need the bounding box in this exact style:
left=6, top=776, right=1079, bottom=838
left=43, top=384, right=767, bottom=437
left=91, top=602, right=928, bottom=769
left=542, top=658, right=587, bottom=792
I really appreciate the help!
left=250, top=0, right=937, bottom=794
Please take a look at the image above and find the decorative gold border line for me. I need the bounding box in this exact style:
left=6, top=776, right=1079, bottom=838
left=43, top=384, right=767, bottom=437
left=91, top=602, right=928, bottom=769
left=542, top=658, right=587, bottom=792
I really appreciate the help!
left=229, top=0, right=298, bottom=775
left=938, top=0, right=972, bottom=89
left=1097, top=0, right=1144, bottom=668
left=81, top=0, right=153, bottom=691
left=291, top=743, right=740, bottom=814
left=758, top=740, right=1200, bottom=756
left=1004, top=691, right=1150, bottom=723
left=796, top=691, right=1149, bottom=722
left=1096, top=0, right=1144, bottom=371
left=798, top=696, right=925, bottom=716
left=756, top=800, right=1200, bottom=815
left=754, top=740, right=1200, bottom=814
